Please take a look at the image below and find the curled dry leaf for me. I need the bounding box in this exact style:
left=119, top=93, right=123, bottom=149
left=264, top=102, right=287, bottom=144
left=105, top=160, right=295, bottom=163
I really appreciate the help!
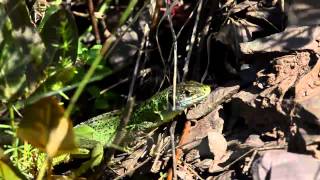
left=17, top=97, right=76, bottom=157
left=207, top=131, right=227, bottom=162
left=207, top=132, right=228, bottom=173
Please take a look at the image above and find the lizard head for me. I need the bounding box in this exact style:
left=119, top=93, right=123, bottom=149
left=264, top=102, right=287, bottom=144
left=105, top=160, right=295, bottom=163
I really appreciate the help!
left=168, top=81, right=211, bottom=111
left=127, top=81, right=211, bottom=131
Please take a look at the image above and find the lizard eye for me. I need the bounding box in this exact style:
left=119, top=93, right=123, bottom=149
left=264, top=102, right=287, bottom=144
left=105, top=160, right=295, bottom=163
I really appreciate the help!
left=184, top=90, right=192, bottom=97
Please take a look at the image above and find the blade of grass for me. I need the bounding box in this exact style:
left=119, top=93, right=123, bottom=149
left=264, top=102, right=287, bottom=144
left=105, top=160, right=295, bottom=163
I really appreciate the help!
left=118, top=0, right=138, bottom=26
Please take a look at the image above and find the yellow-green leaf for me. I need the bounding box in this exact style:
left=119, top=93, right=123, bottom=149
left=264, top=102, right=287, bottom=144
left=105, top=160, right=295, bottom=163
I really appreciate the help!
left=0, top=149, right=25, bottom=180
left=0, top=161, right=22, bottom=180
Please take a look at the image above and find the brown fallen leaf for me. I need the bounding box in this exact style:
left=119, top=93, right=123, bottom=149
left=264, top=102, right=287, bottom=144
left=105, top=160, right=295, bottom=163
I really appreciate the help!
left=17, top=97, right=76, bottom=157
left=208, top=131, right=227, bottom=160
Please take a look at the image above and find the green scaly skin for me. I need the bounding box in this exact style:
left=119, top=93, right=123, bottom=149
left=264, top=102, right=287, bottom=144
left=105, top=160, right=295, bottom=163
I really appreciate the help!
left=55, top=81, right=211, bottom=176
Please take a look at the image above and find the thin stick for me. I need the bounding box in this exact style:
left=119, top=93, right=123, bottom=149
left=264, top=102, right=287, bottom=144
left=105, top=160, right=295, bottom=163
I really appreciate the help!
left=155, top=1, right=179, bottom=69
left=93, top=22, right=150, bottom=180
left=105, top=97, right=135, bottom=161
left=242, top=149, right=258, bottom=174
left=155, top=1, right=180, bottom=88
left=151, top=0, right=162, bottom=29
left=99, top=68, right=151, bottom=95
left=65, top=2, right=148, bottom=120
left=201, top=33, right=213, bottom=82
left=93, top=97, right=135, bottom=180
left=198, top=0, right=214, bottom=82
left=36, top=156, right=48, bottom=180
left=182, top=0, right=203, bottom=81
left=169, top=121, right=177, bottom=180
left=54, top=3, right=148, bottom=163
left=166, top=1, right=178, bottom=110
left=114, top=157, right=152, bottom=180
left=183, top=163, right=204, bottom=180
left=167, top=120, right=192, bottom=180
left=104, top=23, right=149, bottom=145
left=212, top=144, right=287, bottom=173
left=151, top=133, right=165, bottom=171
left=87, top=0, right=101, bottom=44
left=127, top=24, right=150, bottom=99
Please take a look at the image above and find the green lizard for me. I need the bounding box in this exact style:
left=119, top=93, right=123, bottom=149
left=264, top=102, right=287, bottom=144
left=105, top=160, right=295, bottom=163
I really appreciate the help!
left=55, top=81, right=211, bottom=176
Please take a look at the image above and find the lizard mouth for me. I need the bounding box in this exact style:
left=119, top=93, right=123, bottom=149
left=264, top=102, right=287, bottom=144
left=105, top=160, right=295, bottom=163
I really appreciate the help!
left=176, top=94, right=208, bottom=110
left=166, top=82, right=211, bottom=111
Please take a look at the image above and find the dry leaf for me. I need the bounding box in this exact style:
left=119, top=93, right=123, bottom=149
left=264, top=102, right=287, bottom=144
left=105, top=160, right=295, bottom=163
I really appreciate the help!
left=17, top=97, right=76, bottom=157
left=207, top=131, right=227, bottom=161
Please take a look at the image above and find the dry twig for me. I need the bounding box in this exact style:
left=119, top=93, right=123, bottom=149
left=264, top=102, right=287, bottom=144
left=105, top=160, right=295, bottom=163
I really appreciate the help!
left=87, top=0, right=101, bottom=43
left=167, top=120, right=192, bottom=180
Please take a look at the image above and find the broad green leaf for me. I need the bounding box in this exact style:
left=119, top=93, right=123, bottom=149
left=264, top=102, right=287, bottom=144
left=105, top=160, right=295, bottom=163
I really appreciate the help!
left=5, top=0, right=33, bottom=29
left=0, top=3, right=26, bottom=101
left=0, top=0, right=46, bottom=101
left=0, top=20, right=27, bottom=101
left=17, top=97, right=76, bottom=157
